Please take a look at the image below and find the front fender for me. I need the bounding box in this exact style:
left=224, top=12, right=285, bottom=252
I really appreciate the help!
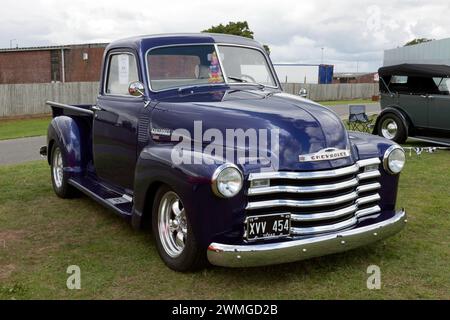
left=132, top=145, right=248, bottom=247
left=47, top=116, right=90, bottom=174
left=349, top=131, right=400, bottom=212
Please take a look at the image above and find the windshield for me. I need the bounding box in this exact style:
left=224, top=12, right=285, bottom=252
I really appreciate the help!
left=218, top=45, right=276, bottom=87
left=147, top=44, right=276, bottom=91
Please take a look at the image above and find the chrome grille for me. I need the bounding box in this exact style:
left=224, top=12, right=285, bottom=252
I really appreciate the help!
left=246, top=158, right=382, bottom=237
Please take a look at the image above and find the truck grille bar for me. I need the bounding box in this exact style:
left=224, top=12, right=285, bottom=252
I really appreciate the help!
left=246, top=158, right=382, bottom=237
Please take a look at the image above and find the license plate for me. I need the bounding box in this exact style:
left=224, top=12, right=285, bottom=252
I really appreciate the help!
left=246, top=213, right=291, bottom=241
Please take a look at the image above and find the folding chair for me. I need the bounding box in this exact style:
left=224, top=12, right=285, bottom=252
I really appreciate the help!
left=347, top=105, right=374, bottom=132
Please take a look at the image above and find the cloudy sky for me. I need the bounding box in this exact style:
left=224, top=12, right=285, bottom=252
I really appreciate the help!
left=1, top=0, right=449, bottom=72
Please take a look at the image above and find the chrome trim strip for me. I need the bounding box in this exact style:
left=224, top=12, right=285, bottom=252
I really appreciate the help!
left=356, top=193, right=381, bottom=206
left=207, top=209, right=407, bottom=267
left=249, top=164, right=359, bottom=181
left=248, top=178, right=359, bottom=196
left=356, top=182, right=381, bottom=193
left=248, top=158, right=380, bottom=181
left=291, top=204, right=358, bottom=222
left=357, top=158, right=381, bottom=167
left=357, top=171, right=381, bottom=180
left=245, top=191, right=358, bottom=210
left=246, top=190, right=380, bottom=210
left=290, top=203, right=380, bottom=223
left=291, top=216, right=358, bottom=235
left=356, top=205, right=381, bottom=218
left=247, top=180, right=380, bottom=197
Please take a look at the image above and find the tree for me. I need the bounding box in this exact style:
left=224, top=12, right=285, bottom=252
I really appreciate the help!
left=404, top=38, right=433, bottom=46
left=202, top=21, right=271, bottom=55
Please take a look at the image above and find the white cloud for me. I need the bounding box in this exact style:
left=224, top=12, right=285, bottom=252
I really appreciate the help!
left=1, top=0, right=450, bottom=72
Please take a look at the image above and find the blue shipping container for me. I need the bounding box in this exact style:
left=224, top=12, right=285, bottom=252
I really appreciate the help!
left=318, top=65, right=334, bottom=84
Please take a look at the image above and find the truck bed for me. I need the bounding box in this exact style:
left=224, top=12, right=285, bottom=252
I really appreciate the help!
left=46, top=101, right=94, bottom=118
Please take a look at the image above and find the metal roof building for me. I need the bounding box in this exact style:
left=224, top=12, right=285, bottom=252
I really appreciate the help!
left=384, top=38, right=450, bottom=66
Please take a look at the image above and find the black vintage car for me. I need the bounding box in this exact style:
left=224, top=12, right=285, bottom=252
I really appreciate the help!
left=375, top=64, right=450, bottom=145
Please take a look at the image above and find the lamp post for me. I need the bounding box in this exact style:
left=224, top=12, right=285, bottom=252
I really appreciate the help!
left=9, top=39, right=18, bottom=49
left=321, top=47, right=324, bottom=65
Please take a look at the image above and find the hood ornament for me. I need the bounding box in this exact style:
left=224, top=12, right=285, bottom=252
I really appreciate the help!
left=299, top=148, right=351, bottom=162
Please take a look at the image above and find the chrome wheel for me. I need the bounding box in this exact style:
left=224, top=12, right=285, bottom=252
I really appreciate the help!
left=52, top=147, right=64, bottom=188
left=157, top=191, right=187, bottom=258
left=381, top=118, right=398, bottom=140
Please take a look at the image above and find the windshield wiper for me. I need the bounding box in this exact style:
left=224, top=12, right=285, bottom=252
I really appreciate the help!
left=227, top=76, right=266, bottom=90
left=177, top=84, right=221, bottom=95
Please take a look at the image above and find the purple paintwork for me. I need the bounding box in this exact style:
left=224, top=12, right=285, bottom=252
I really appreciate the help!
left=46, top=34, right=402, bottom=250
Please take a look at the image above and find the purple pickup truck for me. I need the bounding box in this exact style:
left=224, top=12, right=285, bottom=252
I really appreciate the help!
left=41, top=33, right=407, bottom=271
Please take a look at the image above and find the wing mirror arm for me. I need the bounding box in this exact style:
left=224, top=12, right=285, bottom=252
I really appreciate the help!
left=128, top=81, right=151, bottom=107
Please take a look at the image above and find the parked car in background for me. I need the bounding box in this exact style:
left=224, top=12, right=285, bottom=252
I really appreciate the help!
left=375, top=64, right=450, bottom=145
left=41, top=33, right=407, bottom=271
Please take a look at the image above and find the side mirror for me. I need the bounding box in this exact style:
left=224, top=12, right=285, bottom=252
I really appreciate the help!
left=128, top=81, right=145, bottom=97
left=299, top=88, right=308, bottom=98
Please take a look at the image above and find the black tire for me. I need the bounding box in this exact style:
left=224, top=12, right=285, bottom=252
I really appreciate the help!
left=50, top=143, right=78, bottom=198
left=377, top=113, right=408, bottom=144
left=152, top=185, right=206, bottom=272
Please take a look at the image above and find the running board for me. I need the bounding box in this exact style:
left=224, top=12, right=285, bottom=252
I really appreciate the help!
left=409, top=136, right=450, bottom=147
left=68, top=176, right=133, bottom=217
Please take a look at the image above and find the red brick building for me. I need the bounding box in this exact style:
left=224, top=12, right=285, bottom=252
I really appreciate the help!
left=0, top=43, right=107, bottom=84
left=333, top=72, right=379, bottom=84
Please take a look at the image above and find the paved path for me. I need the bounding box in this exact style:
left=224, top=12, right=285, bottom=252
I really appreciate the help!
left=0, top=136, right=46, bottom=165
left=0, top=103, right=380, bottom=166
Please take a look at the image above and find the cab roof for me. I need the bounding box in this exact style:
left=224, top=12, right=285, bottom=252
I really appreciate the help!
left=106, top=33, right=263, bottom=53
left=379, top=63, right=450, bottom=78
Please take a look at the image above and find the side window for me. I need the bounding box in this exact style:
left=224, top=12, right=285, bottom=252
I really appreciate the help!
left=433, top=77, right=450, bottom=94
left=389, top=75, right=409, bottom=94
left=106, top=53, right=139, bottom=95
left=391, top=75, right=408, bottom=84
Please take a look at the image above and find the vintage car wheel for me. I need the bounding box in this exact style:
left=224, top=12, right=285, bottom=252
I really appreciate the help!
left=152, top=185, right=206, bottom=271
left=378, top=114, right=407, bottom=143
left=50, top=144, right=78, bottom=198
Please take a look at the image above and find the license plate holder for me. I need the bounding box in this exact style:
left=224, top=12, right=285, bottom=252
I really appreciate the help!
left=246, top=213, right=291, bottom=241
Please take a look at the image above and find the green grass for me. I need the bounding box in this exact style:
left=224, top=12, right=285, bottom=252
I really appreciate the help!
left=0, top=153, right=449, bottom=299
left=319, top=99, right=376, bottom=106
left=0, top=117, right=51, bottom=140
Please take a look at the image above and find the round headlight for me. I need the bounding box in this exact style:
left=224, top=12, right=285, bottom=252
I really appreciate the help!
left=383, top=145, right=406, bottom=174
left=212, top=164, right=243, bottom=198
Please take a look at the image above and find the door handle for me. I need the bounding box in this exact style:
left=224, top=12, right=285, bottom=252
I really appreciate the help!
left=91, top=105, right=103, bottom=111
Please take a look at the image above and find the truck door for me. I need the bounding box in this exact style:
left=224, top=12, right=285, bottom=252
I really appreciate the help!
left=428, top=78, right=450, bottom=131
left=93, top=51, right=143, bottom=191
left=394, top=76, right=429, bottom=128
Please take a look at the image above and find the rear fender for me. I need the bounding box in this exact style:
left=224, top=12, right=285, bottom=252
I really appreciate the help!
left=47, top=116, right=90, bottom=174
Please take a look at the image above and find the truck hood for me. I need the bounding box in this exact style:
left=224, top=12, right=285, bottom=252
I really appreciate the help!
left=150, top=89, right=357, bottom=171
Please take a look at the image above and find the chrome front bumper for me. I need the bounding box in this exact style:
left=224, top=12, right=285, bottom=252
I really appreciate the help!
left=207, top=209, right=406, bottom=268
